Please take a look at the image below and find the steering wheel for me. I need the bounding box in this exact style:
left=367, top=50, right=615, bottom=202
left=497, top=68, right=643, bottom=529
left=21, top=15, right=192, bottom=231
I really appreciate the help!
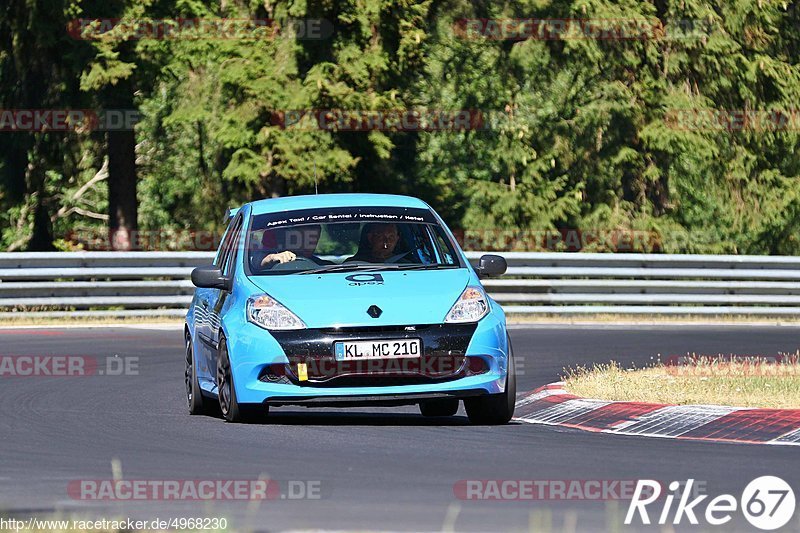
left=268, top=256, right=321, bottom=271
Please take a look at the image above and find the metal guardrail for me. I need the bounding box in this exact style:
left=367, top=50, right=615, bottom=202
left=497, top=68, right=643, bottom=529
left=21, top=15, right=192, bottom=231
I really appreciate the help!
left=1, top=251, right=800, bottom=317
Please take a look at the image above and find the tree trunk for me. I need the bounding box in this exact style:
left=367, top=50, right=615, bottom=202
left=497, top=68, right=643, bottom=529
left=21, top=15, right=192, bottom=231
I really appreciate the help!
left=28, top=196, right=56, bottom=251
left=25, top=138, right=56, bottom=251
left=106, top=84, right=138, bottom=251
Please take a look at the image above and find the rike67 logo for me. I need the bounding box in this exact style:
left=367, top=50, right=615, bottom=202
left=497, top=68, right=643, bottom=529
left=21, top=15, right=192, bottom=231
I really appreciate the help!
left=625, top=477, right=796, bottom=530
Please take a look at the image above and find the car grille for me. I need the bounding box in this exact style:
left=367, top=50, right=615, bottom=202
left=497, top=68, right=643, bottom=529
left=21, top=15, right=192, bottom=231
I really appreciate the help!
left=258, top=355, right=489, bottom=387
left=263, top=323, right=484, bottom=387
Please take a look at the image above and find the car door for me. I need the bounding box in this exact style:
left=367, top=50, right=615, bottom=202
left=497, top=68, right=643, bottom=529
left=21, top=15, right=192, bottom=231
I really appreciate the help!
left=195, top=214, right=240, bottom=375
left=205, top=213, right=244, bottom=381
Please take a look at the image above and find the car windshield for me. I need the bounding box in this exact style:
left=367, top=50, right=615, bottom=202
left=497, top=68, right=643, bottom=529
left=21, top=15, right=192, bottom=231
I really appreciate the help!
left=245, top=206, right=461, bottom=275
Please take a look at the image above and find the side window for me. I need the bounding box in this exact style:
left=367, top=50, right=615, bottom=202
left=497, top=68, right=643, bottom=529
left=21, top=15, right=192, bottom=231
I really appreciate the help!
left=216, top=215, right=243, bottom=277
left=431, top=226, right=457, bottom=265
left=221, top=216, right=244, bottom=277
left=214, top=217, right=237, bottom=268
left=408, top=225, right=437, bottom=264
left=224, top=218, right=244, bottom=277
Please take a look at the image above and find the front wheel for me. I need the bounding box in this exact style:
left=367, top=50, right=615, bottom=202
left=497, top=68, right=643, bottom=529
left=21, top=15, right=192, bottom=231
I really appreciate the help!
left=216, top=336, right=269, bottom=423
left=464, top=338, right=516, bottom=425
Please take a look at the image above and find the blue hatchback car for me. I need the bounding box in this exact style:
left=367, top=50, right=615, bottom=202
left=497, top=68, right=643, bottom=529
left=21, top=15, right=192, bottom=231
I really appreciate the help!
left=185, top=194, right=514, bottom=424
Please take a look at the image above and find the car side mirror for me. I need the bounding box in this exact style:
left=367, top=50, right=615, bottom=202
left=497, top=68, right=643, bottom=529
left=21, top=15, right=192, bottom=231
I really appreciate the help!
left=191, top=265, right=231, bottom=291
left=476, top=254, right=507, bottom=278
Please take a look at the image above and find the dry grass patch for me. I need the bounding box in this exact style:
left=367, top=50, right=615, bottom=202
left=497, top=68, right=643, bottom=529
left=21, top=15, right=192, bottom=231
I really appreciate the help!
left=564, top=354, right=800, bottom=409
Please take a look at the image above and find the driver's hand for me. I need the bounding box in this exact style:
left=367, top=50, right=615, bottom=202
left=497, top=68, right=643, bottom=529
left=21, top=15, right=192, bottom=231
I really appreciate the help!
left=261, top=251, right=296, bottom=266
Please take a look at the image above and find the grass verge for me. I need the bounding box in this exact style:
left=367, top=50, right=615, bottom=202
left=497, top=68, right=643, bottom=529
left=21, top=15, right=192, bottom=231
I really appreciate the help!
left=564, top=355, right=800, bottom=409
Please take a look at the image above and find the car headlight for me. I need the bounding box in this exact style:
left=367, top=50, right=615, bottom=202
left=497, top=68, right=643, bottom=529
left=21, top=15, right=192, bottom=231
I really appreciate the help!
left=247, top=294, right=306, bottom=330
left=445, top=286, right=489, bottom=323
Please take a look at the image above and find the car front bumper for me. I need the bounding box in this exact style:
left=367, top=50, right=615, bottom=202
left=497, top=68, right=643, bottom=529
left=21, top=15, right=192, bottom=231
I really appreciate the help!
left=224, top=306, right=510, bottom=406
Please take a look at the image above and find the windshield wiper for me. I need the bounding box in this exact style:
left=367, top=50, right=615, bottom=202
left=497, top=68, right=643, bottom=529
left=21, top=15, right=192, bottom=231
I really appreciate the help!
left=299, top=263, right=390, bottom=275
left=390, top=263, right=458, bottom=271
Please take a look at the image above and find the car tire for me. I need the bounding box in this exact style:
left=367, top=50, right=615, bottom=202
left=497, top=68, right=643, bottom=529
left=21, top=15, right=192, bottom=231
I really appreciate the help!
left=464, top=336, right=516, bottom=425
left=419, top=398, right=459, bottom=417
left=185, top=335, right=208, bottom=415
left=216, top=335, right=269, bottom=423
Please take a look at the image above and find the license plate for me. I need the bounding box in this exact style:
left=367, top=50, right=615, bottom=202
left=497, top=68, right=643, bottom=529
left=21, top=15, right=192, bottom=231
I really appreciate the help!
left=334, top=339, right=422, bottom=361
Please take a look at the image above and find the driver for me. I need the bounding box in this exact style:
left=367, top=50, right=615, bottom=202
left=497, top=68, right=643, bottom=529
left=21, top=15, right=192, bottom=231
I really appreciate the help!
left=345, top=223, right=406, bottom=263
left=260, top=224, right=332, bottom=267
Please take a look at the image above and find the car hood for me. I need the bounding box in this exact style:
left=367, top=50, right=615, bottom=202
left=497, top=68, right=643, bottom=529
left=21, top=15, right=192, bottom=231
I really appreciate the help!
left=248, top=268, right=471, bottom=328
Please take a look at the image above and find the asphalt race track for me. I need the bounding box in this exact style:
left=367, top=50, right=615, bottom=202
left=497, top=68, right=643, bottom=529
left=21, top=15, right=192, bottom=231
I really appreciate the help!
left=1, top=324, right=799, bottom=532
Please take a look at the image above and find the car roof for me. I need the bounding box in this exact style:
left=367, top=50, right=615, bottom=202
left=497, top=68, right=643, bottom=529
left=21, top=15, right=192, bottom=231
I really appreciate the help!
left=247, top=193, right=430, bottom=216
